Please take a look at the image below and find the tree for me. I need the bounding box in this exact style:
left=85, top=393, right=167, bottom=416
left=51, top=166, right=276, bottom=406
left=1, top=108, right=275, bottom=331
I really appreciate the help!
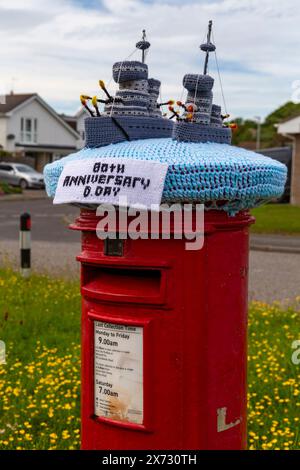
left=231, top=101, right=300, bottom=149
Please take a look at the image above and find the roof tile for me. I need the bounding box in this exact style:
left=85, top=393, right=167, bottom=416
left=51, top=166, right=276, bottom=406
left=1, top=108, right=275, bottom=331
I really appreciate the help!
left=0, top=93, right=36, bottom=113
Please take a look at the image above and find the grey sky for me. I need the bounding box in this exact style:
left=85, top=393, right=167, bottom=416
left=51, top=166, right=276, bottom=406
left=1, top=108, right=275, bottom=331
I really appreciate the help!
left=0, top=0, right=299, bottom=119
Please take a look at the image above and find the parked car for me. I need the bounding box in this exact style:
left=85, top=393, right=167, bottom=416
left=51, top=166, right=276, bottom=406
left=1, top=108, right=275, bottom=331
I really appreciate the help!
left=0, top=162, right=44, bottom=189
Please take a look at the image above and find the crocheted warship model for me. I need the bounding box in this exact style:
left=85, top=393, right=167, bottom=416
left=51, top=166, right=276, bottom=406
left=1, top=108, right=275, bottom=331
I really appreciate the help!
left=44, top=22, right=287, bottom=215
left=172, top=20, right=232, bottom=144
left=81, top=30, right=173, bottom=148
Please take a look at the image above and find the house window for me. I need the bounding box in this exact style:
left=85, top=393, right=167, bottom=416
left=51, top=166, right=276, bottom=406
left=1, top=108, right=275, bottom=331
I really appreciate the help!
left=20, top=118, right=38, bottom=143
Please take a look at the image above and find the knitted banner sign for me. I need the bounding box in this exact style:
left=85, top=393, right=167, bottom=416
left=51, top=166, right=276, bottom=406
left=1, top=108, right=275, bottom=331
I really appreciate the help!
left=53, top=157, right=168, bottom=209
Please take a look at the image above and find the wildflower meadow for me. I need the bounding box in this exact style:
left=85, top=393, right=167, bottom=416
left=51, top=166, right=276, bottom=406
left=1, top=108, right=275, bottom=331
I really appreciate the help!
left=0, top=269, right=299, bottom=450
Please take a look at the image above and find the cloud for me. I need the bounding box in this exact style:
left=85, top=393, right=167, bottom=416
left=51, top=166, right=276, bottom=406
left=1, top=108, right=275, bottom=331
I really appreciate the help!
left=0, top=0, right=299, bottom=118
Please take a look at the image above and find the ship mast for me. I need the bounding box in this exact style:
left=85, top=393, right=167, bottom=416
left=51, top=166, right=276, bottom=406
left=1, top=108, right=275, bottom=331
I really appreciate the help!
left=136, top=29, right=151, bottom=64
left=201, top=20, right=216, bottom=75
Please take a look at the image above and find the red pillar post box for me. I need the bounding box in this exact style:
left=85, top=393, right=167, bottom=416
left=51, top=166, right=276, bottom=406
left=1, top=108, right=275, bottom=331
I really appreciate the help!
left=71, top=208, right=254, bottom=450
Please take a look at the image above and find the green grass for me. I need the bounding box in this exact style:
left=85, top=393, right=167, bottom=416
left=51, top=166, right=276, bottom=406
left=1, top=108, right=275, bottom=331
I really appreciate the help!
left=0, top=269, right=299, bottom=450
left=0, top=269, right=81, bottom=450
left=0, top=183, right=22, bottom=195
left=251, top=204, right=300, bottom=235
left=248, top=300, right=300, bottom=449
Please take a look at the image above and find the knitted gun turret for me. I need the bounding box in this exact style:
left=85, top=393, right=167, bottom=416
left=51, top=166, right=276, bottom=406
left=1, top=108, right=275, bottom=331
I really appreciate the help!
left=105, top=60, right=150, bottom=117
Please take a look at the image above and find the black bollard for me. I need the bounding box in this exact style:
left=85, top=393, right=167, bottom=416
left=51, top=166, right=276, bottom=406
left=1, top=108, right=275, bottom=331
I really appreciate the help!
left=20, top=213, right=31, bottom=278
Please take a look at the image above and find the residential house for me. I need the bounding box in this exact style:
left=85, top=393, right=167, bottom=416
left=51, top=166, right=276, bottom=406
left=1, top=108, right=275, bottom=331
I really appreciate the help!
left=0, top=93, right=80, bottom=172
left=277, top=115, right=300, bottom=205
left=61, top=107, right=88, bottom=149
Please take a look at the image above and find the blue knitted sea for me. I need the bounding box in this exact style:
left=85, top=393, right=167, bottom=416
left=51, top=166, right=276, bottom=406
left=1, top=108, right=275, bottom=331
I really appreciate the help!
left=44, top=138, right=287, bottom=215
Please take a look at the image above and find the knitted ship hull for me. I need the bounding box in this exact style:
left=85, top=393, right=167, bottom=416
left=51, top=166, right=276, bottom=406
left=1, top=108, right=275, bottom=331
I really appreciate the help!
left=85, top=115, right=174, bottom=148
left=173, top=121, right=231, bottom=144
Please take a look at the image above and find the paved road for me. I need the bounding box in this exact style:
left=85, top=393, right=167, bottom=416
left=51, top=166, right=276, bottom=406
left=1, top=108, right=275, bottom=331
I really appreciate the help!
left=251, top=234, right=300, bottom=253
left=0, top=197, right=299, bottom=303
left=0, top=195, right=80, bottom=242
left=249, top=251, right=300, bottom=304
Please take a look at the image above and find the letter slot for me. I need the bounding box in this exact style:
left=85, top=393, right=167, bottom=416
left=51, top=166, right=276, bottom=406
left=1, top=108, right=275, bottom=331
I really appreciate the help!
left=81, top=265, right=167, bottom=305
